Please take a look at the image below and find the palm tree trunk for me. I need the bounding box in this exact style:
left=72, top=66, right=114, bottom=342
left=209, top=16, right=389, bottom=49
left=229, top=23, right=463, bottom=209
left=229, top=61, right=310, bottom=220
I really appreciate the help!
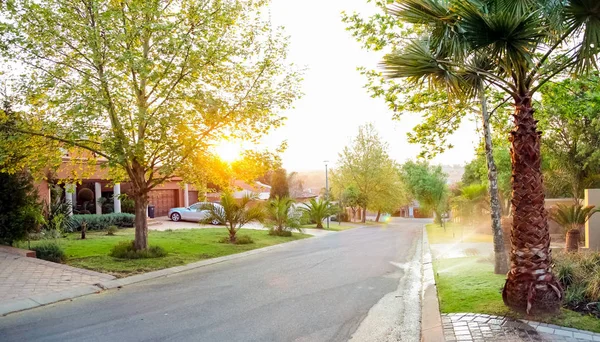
left=479, top=87, right=508, bottom=275
left=502, top=93, right=562, bottom=314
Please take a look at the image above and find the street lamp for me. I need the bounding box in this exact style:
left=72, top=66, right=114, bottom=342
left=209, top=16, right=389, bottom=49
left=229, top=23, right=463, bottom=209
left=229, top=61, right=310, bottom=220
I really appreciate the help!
left=324, top=160, right=329, bottom=229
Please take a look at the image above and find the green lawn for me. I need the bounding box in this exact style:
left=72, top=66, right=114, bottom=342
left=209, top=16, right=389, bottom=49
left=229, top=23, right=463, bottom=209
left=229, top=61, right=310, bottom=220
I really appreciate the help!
left=427, top=222, right=493, bottom=244
left=24, top=228, right=310, bottom=277
left=434, top=256, right=600, bottom=333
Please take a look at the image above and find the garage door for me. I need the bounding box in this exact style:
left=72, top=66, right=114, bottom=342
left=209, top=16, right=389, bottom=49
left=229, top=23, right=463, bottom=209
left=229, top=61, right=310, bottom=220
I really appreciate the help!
left=148, top=190, right=177, bottom=217
left=188, top=191, right=199, bottom=205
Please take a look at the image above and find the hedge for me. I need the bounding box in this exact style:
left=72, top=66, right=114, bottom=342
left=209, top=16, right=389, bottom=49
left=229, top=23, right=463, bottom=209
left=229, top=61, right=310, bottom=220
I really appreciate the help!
left=69, top=213, right=135, bottom=232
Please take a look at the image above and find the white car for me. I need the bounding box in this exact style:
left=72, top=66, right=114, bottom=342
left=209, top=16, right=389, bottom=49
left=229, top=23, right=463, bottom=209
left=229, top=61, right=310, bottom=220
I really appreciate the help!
left=168, top=202, right=223, bottom=224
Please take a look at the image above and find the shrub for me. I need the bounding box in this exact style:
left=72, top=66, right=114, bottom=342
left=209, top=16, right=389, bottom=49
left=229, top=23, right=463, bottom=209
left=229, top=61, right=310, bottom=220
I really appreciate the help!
left=0, top=172, right=42, bottom=245
left=109, top=241, right=167, bottom=259
left=31, top=242, right=65, bottom=263
left=219, top=234, right=254, bottom=244
left=555, top=251, right=600, bottom=312
left=106, top=225, right=118, bottom=236
left=268, top=229, right=292, bottom=237
left=70, top=213, right=135, bottom=232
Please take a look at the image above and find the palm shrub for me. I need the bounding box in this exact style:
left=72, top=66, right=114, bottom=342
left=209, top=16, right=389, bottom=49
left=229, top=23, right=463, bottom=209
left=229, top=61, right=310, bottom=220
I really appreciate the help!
left=380, top=0, right=600, bottom=315
left=549, top=204, right=598, bottom=252
left=300, top=198, right=338, bottom=229
left=265, top=196, right=302, bottom=236
left=201, top=193, right=264, bottom=243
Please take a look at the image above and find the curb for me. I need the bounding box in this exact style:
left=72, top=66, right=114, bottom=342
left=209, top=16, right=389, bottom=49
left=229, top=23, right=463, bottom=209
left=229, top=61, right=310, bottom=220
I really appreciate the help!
left=421, top=226, right=445, bottom=342
left=1, top=226, right=370, bottom=316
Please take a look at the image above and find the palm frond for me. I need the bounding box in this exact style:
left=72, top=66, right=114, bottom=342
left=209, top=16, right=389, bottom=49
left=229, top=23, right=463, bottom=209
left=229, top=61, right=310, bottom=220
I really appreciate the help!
left=564, top=0, right=600, bottom=73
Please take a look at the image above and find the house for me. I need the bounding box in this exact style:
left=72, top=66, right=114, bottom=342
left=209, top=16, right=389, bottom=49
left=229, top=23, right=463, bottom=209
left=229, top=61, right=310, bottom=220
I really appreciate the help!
left=37, top=156, right=205, bottom=218
left=398, top=200, right=432, bottom=218
left=206, top=180, right=271, bottom=202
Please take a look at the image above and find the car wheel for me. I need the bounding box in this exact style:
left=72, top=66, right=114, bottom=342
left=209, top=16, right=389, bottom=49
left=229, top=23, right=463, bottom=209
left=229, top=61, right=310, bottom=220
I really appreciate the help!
left=171, top=212, right=181, bottom=222
left=211, top=219, right=220, bottom=225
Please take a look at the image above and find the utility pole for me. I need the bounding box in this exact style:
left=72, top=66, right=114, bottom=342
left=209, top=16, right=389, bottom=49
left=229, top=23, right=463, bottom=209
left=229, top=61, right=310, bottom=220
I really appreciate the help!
left=325, top=160, right=329, bottom=229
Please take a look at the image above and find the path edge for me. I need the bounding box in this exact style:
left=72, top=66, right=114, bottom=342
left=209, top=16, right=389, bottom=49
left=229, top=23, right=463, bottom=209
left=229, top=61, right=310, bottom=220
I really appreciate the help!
left=421, top=225, right=445, bottom=342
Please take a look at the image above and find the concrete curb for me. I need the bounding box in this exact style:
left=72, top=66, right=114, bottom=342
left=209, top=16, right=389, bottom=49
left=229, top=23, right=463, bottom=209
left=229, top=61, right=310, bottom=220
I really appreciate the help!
left=1, top=225, right=370, bottom=316
left=421, top=226, right=445, bottom=342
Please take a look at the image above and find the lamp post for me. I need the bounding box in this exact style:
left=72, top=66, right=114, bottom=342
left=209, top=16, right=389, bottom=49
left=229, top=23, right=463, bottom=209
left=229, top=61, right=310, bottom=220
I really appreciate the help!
left=325, top=160, right=329, bottom=229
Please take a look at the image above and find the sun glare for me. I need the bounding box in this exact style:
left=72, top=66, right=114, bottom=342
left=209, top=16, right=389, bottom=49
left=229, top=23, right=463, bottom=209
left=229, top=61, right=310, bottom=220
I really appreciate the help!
left=215, top=141, right=242, bottom=162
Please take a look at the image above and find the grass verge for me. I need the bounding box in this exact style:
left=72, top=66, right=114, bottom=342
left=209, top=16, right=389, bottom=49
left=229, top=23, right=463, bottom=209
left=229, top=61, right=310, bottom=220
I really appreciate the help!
left=24, top=228, right=310, bottom=277
left=434, top=256, right=600, bottom=333
left=427, top=222, right=493, bottom=244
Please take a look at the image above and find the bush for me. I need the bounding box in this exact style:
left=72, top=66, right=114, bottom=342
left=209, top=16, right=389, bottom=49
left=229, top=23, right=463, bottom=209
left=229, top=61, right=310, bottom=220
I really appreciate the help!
left=219, top=235, right=254, bottom=244
left=268, top=229, right=292, bottom=237
left=0, top=172, right=41, bottom=245
left=31, top=242, right=65, bottom=263
left=555, top=251, right=600, bottom=318
left=109, top=241, right=167, bottom=259
left=106, top=225, right=118, bottom=236
left=69, top=213, right=135, bottom=232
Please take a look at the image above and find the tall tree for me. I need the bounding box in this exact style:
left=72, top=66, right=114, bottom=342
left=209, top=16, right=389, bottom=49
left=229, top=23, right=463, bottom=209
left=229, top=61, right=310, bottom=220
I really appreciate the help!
left=538, top=74, right=600, bottom=202
left=0, top=0, right=301, bottom=250
left=400, top=161, right=448, bottom=223
left=269, top=168, right=290, bottom=199
left=351, top=0, right=600, bottom=314
left=332, top=123, right=401, bottom=223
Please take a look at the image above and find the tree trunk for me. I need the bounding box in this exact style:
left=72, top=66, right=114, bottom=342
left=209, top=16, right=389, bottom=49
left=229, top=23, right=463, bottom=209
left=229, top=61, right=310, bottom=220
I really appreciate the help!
left=502, top=94, right=562, bottom=314
left=566, top=228, right=580, bottom=252
left=375, top=210, right=381, bottom=222
left=133, top=195, right=148, bottom=250
left=316, top=220, right=323, bottom=229
left=361, top=207, right=366, bottom=223
left=479, top=87, right=508, bottom=275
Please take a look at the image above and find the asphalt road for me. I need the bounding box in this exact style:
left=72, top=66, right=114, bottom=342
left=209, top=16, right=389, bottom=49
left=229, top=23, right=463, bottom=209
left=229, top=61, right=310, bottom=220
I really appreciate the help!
left=0, top=218, right=425, bottom=342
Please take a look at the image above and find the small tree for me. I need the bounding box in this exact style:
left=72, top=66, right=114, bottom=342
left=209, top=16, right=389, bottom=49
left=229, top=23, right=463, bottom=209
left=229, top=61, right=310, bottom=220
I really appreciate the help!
left=78, top=188, right=94, bottom=214
left=549, top=204, right=598, bottom=252
left=0, top=171, right=42, bottom=245
left=300, top=199, right=338, bottom=229
left=265, top=196, right=302, bottom=235
left=269, top=168, right=290, bottom=199
left=202, top=193, right=264, bottom=243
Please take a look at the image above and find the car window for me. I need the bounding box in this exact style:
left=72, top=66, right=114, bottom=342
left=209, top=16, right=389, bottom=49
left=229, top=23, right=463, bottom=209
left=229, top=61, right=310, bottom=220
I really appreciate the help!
left=189, top=203, right=200, bottom=211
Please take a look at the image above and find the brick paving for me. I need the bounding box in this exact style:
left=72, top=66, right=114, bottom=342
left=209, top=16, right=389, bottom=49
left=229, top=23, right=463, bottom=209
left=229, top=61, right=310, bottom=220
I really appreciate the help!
left=443, top=313, right=600, bottom=342
left=0, top=252, right=114, bottom=302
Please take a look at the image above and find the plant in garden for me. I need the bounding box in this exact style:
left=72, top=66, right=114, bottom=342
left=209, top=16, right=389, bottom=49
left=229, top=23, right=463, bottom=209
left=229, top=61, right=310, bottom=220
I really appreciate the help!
left=31, top=241, right=65, bottom=263
left=549, top=204, right=598, bottom=252
left=0, top=0, right=302, bottom=251
left=110, top=241, right=167, bottom=259
left=201, top=193, right=264, bottom=243
left=106, top=225, right=118, bottom=236
left=554, top=252, right=600, bottom=318
left=77, top=188, right=94, bottom=214
left=352, top=0, right=600, bottom=315
left=0, top=171, right=42, bottom=245
left=265, top=196, right=302, bottom=236
left=300, top=199, right=338, bottom=229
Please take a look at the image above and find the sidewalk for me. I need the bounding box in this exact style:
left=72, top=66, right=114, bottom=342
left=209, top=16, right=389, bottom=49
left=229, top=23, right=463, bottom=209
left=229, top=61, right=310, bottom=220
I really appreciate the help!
left=0, top=251, right=114, bottom=315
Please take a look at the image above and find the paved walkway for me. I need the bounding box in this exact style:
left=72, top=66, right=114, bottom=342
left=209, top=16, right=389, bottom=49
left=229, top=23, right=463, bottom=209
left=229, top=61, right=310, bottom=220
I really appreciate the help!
left=443, top=313, right=600, bottom=341
left=0, top=252, right=114, bottom=303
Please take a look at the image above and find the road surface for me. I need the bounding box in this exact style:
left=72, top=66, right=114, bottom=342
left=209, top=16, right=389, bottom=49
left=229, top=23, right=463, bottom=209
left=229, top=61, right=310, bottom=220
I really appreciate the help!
left=0, top=218, right=425, bottom=342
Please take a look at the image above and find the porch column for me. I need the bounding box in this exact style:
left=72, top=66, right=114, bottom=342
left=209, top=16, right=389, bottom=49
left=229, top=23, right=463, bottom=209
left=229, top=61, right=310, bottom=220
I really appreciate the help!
left=585, top=189, right=600, bottom=250
left=113, top=183, right=121, bottom=213
left=184, top=183, right=190, bottom=208
left=65, top=183, right=76, bottom=216
left=408, top=206, right=414, bottom=218
left=94, top=182, right=102, bottom=215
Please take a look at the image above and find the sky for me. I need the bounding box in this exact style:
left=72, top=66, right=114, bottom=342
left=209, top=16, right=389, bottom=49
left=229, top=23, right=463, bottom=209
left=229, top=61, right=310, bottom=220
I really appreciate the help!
left=259, top=0, right=480, bottom=171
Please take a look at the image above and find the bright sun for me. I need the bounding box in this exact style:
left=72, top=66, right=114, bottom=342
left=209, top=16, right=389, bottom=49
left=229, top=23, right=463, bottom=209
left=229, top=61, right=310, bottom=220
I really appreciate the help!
left=214, top=141, right=242, bottom=162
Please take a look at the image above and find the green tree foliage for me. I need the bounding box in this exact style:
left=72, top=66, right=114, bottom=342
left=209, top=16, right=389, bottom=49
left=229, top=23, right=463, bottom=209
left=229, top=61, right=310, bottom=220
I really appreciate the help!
left=300, top=199, right=338, bottom=229
left=201, top=193, right=264, bottom=243
left=331, top=123, right=405, bottom=222
left=400, top=161, right=448, bottom=224
left=538, top=75, right=600, bottom=200
left=264, top=196, right=301, bottom=235
left=0, top=0, right=302, bottom=250
left=269, top=168, right=290, bottom=200
left=451, top=183, right=488, bottom=227
left=0, top=171, right=42, bottom=245
left=340, top=185, right=366, bottom=222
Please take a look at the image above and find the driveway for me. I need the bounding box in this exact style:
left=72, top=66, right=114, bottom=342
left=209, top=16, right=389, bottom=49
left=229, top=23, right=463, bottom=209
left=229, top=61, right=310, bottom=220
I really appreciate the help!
left=0, top=218, right=425, bottom=342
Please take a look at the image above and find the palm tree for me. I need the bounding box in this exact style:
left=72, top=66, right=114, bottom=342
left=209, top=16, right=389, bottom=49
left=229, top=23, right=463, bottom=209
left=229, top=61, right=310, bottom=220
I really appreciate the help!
left=300, top=198, right=338, bottom=229
left=382, top=0, right=600, bottom=314
left=549, top=204, right=598, bottom=252
left=265, top=196, right=302, bottom=235
left=202, top=193, right=264, bottom=243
